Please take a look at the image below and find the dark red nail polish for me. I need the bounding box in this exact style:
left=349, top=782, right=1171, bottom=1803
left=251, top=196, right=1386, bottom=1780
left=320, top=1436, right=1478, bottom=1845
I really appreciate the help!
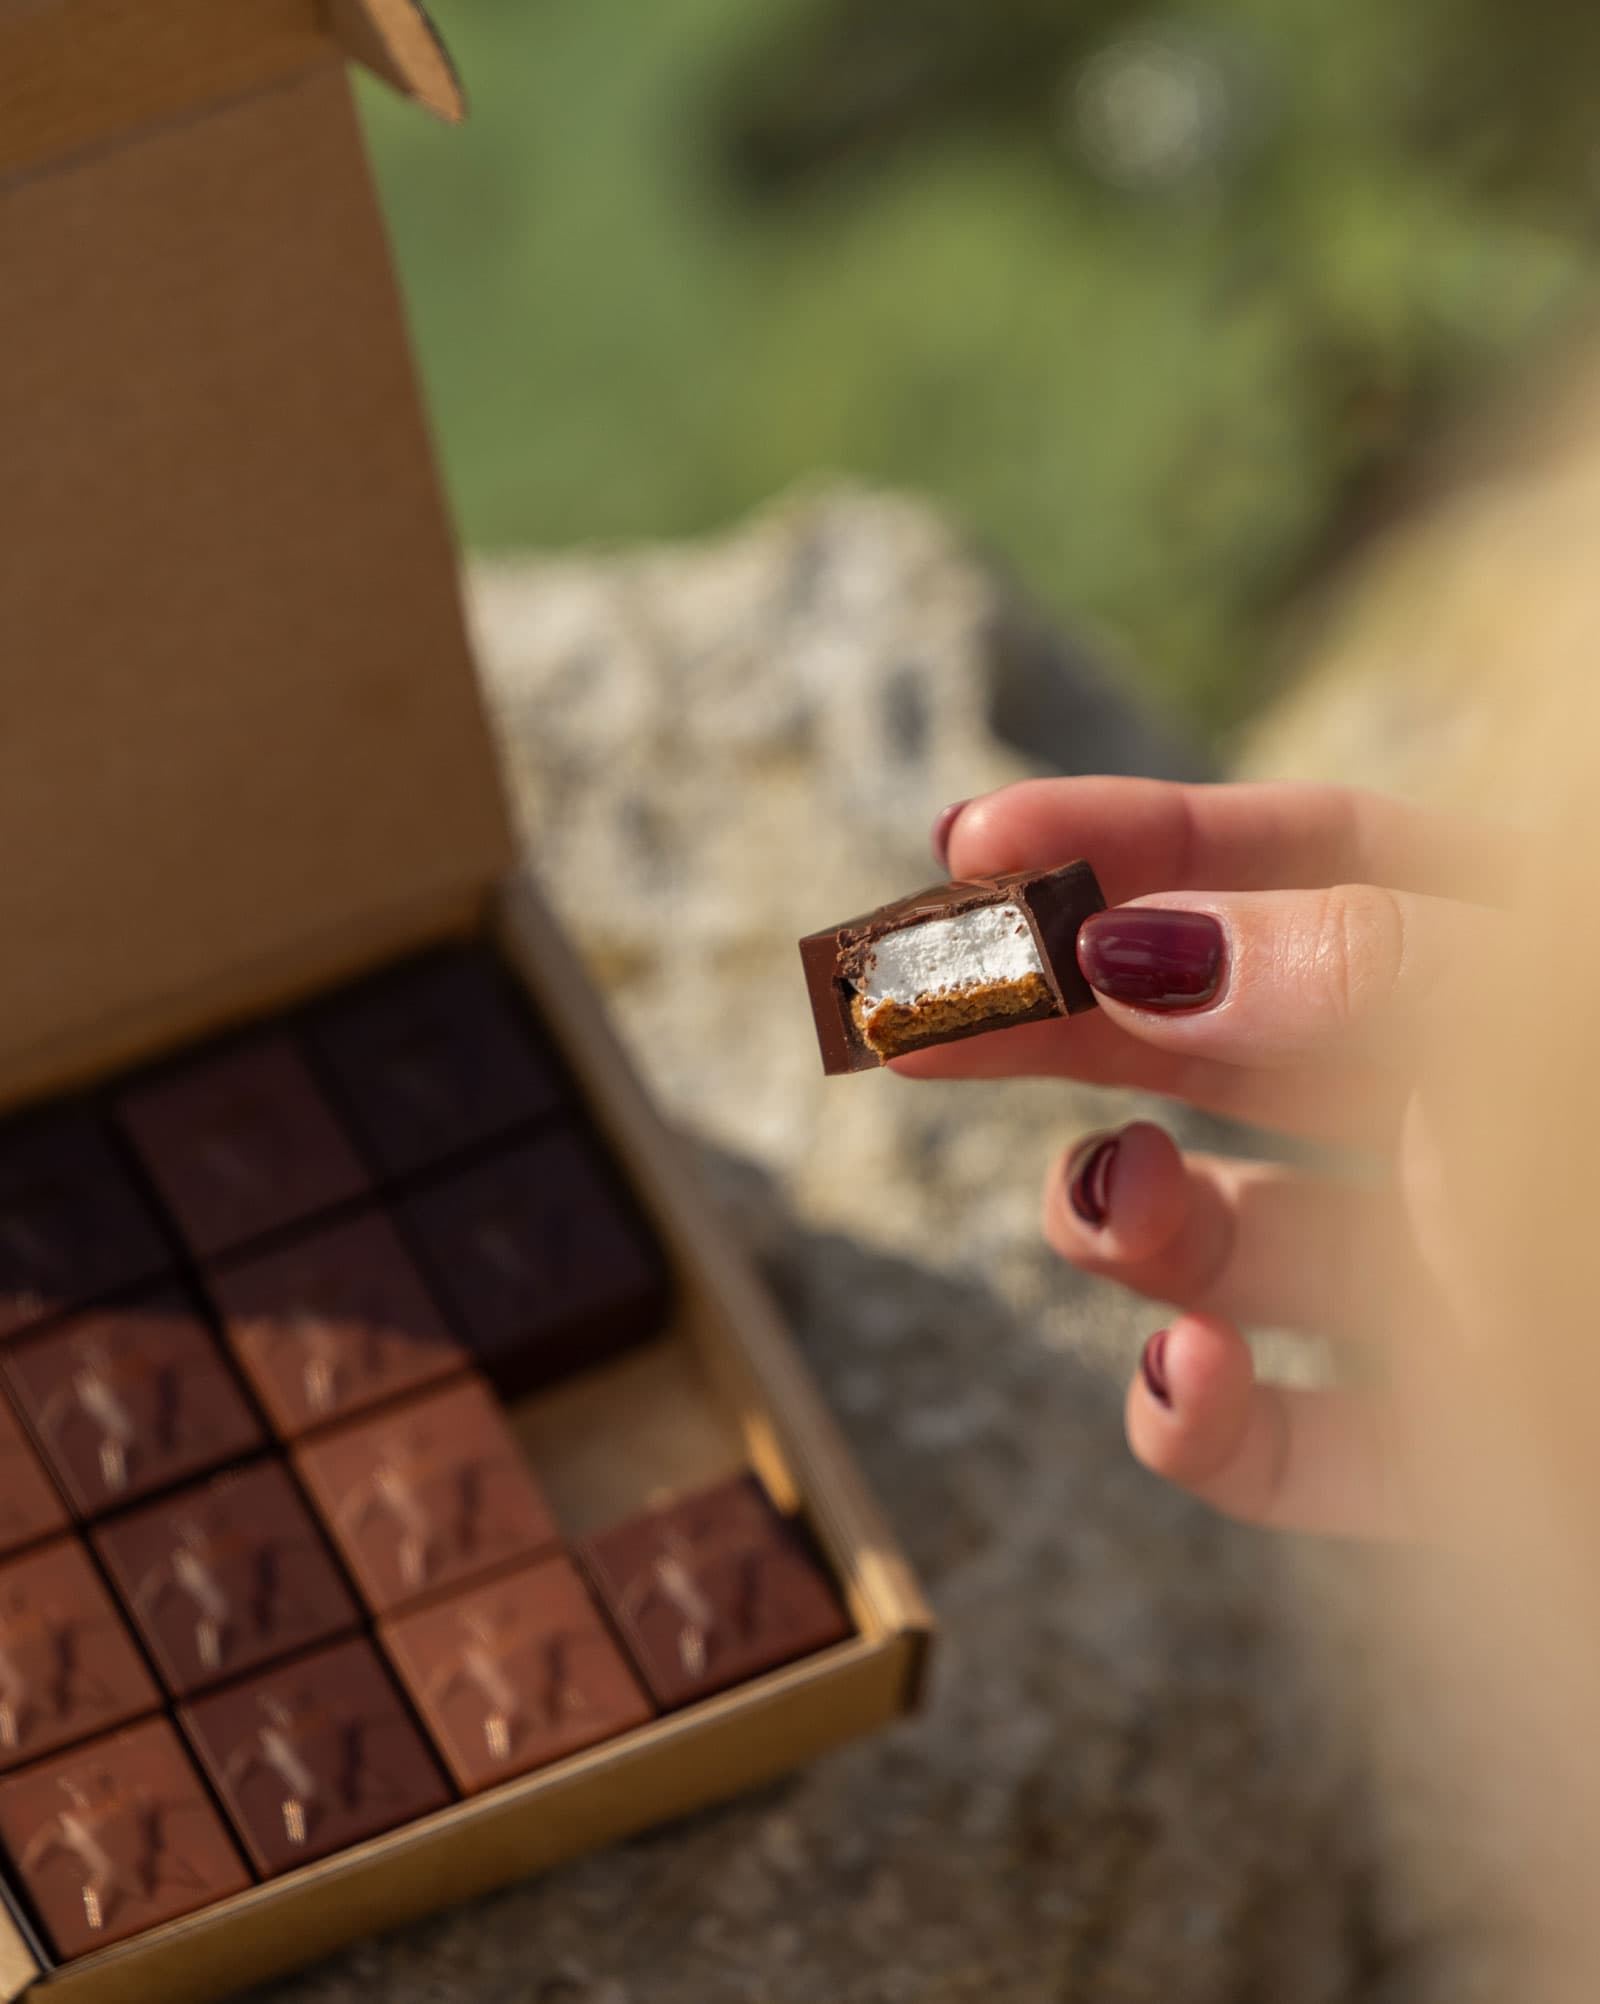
left=1067, top=1132, right=1118, bottom=1228
left=1141, top=1329, right=1173, bottom=1407
left=931, top=801, right=970, bottom=872
left=1078, top=908, right=1226, bottom=1011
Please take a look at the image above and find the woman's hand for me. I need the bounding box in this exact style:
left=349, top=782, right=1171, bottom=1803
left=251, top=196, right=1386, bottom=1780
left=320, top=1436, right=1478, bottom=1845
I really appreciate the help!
left=896, top=778, right=1518, bottom=1541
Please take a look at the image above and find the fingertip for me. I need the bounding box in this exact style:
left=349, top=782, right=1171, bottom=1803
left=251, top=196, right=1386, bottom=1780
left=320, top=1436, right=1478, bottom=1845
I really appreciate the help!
left=1125, top=1313, right=1255, bottom=1483
left=1044, top=1118, right=1185, bottom=1264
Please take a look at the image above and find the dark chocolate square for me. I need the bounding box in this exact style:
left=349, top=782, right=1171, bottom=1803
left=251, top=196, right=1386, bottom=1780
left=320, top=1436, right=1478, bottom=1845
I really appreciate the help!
left=0, top=1108, right=169, bottom=1342
left=114, top=1035, right=368, bottom=1259
left=402, top=1132, right=669, bottom=1397
left=0, top=1540, right=160, bottom=1770
left=293, top=1377, right=560, bottom=1616
left=0, top=1392, right=70, bottom=1558
left=0, top=1718, right=250, bottom=1958
left=209, top=1209, right=468, bottom=1440
left=380, top=1555, right=653, bottom=1794
left=580, top=1475, right=850, bottom=1710
left=181, top=1636, right=451, bottom=1875
left=93, top=1463, right=360, bottom=1699
left=4, top=1289, right=264, bottom=1518
left=307, top=950, right=564, bottom=1179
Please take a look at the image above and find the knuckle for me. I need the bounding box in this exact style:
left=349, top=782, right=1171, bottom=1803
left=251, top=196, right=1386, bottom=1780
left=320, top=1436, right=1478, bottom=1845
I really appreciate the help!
left=1308, top=883, right=1407, bottom=1036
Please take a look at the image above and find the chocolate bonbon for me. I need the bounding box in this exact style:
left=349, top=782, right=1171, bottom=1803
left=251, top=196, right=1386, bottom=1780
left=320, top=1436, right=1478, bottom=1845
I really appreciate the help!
left=116, top=1035, right=368, bottom=1259
left=0, top=1719, right=249, bottom=1957
left=181, top=1636, right=451, bottom=1874
left=0, top=1540, right=159, bottom=1769
left=293, top=1376, right=560, bottom=1614
left=93, top=1462, right=360, bottom=1698
left=380, top=1555, right=653, bottom=1793
left=581, top=1475, right=850, bottom=1709
left=3, top=1290, right=263, bottom=1518
left=0, top=1108, right=169, bottom=1342
left=209, top=1209, right=466, bottom=1439
left=308, top=949, right=565, bottom=1178
left=403, top=1131, right=670, bottom=1396
left=799, top=860, right=1105, bottom=1072
left=0, top=1394, right=70, bottom=1558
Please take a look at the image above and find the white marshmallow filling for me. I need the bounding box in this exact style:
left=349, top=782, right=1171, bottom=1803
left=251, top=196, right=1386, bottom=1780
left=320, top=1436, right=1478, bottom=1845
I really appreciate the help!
left=854, top=904, right=1046, bottom=1014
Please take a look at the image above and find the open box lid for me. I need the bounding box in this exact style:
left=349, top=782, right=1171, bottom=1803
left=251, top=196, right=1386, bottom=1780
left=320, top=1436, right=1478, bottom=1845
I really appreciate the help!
left=0, top=1, right=514, bottom=1105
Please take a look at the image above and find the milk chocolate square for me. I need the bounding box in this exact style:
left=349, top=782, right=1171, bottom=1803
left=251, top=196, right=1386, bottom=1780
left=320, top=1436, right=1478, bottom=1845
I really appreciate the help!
left=209, top=1209, right=467, bottom=1439
left=293, top=1377, right=560, bottom=1616
left=0, top=1108, right=169, bottom=1342
left=380, top=1556, right=653, bottom=1793
left=0, top=1393, right=69, bottom=1558
left=0, top=1718, right=250, bottom=1958
left=0, top=1540, right=160, bottom=1771
left=403, top=1132, right=669, bottom=1397
left=581, top=1475, right=850, bottom=1709
left=181, top=1636, right=451, bottom=1875
left=115, top=1035, right=368, bottom=1259
left=4, top=1289, right=264, bottom=1518
left=93, top=1463, right=360, bottom=1700
left=308, top=950, right=565, bottom=1178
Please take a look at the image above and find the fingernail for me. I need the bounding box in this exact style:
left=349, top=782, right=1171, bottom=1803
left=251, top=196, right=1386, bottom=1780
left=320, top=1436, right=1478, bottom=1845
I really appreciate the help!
left=1141, top=1329, right=1173, bottom=1408
left=931, top=801, right=970, bottom=872
left=1066, top=1131, right=1118, bottom=1228
left=1078, top=908, right=1226, bottom=1011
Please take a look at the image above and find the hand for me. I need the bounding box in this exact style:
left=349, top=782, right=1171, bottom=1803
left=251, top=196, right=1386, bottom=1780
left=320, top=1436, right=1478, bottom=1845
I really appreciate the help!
left=898, top=778, right=1519, bottom=1541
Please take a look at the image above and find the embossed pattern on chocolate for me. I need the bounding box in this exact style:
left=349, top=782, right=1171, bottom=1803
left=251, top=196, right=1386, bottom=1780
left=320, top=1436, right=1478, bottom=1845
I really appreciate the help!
left=380, top=1555, right=653, bottom=1793
left=3, top=1291, right=263, bottom=1518
left=0, top=1541, right=159, bottom=1770
left=294, top=1377, right=559, bottom=1615
left=0, top=1718, right=250, bottom=1957
left=181, top=1637, right=450, bottom=1874
left=581, top=1475, right=850, bottom=1709
left=93, top=1463, right=359, bottom=1699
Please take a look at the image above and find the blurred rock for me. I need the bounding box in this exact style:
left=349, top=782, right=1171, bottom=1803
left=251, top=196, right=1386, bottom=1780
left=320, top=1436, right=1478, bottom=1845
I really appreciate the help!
left=255, top=487, right=1497, bottom=2004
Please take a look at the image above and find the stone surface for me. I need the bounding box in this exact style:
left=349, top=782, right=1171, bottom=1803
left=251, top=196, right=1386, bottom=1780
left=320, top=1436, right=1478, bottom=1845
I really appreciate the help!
left=248, top=489, right=1494, bottom=2003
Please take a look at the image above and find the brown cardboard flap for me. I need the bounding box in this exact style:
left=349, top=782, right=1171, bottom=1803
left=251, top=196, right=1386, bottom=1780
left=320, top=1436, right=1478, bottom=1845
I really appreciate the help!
left=0, top=64, right=514, bottom=1096
left=0, top=0, right=334, bottom=179
left=325, top=0, right=464, bottom=120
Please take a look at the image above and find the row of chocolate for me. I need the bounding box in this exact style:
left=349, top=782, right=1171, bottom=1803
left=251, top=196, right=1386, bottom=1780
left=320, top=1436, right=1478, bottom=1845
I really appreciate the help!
left=0, top=947, right=853, bottom=1964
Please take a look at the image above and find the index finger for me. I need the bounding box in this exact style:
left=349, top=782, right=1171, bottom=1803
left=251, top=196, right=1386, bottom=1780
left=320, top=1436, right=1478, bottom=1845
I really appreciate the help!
left=948, top=778, right=1520, bottom=906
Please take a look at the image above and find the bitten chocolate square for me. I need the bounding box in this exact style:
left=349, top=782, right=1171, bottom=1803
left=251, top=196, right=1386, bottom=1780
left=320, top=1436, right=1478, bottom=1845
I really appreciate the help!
left=94, top=1463, right=360, bottom=1699
left=402, top=1132, right=669, bottom=1397
left=209, top=1209, right=467, bottom=1439
left=115, top=1035, right=368, bottom=1259
left=0, top=1108, right=169, bottom=1342
left=580, top=1475, right=851, bottom=1710
left=0, top=1719, right=250, bottom=1958
left=307, top=949, right=565, bottom=1178
left=4, top=1289, right=264, bottom=1518
left=0, top=1392, right=70, bottom=1558
left=181, top=1636, right=451, bottom=1875
left=380, top=1555, right=653, bottom=1793
left=293, top=1377, right=560, bottom=1616
left=0, top=1540, right=160, bottom=1770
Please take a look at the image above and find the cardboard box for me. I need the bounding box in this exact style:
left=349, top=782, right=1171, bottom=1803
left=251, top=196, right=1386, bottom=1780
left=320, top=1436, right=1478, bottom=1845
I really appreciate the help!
left=0, top=6, right=932, bottom=1996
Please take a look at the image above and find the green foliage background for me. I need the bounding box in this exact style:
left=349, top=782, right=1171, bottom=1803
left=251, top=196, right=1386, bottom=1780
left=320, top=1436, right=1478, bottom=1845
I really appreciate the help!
left=360, top=0, right=1599, bottom=740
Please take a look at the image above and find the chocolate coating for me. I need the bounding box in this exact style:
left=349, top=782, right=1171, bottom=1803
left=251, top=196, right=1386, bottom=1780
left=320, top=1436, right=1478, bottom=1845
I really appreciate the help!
left=209, top=1209, right=467, bottom=1439
left=381, top=1555, right=653, bottom=1794
left=93, top=1463, right=359, bottom=1699
left=181, top=1636, right=451, bottom=1875
left=3, top=1289, right=264, bottom=1518
left=580, top=1475, right=850, bottom=1710
left=307, top=949, right=565, bottom=1179
left=293, top=1377, right=560, bottom=1616
left=799, top=859, right=1106, bottom=1074
left=0, top=1108, right=169, bottom=1342
left=402, top=1132, right=670, bottom=1397
left=0, top=1540, right=160, bottom=1770
left=0, top=1393, right=69, bottom=1558
left=115, top=1035, right=368, bottom=1259
left=0, top=1718, right=249, bottom=1958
